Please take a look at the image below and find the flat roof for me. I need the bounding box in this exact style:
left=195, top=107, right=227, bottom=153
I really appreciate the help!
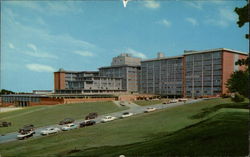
left=1, top=93, right=120, bottom=98
left=99, top=65, right=141, bottom=69
left=141, top=55, right=183, bottom=62
left=183, top=48, right=248, bottom=56
left=54, top=70, right=99, bottom=73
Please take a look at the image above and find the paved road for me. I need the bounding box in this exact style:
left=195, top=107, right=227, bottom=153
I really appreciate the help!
left=0, top=99, right=203, bottom=144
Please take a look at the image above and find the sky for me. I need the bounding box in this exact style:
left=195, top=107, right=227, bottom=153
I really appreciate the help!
left=1, top=0, right=249, bottom=92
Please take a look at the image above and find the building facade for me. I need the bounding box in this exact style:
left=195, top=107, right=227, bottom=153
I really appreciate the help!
left=54, top=70, right=123, bottom=94
left=140, top=48, right=248, bottom=97
left=140, top=53, right=183, bottom=97
left=99, top=53, right=141, bottom=93
left=183, top=48, right=247, bottom=97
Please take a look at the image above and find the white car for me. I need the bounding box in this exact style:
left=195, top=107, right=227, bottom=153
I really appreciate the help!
left=40, top=127, right=60, bottom=135
left=170, top=99, right=178, bottom=103
left=101, top=116, right=116, bottom=123
left=17, top=131, right=35, bottom=140
left=144, top=107, right=157, bottom=113
left=179, top=98, right=188, bottom=102
left=61, top=123, right=78, bottom=131
left=121, top=112, right=133, bottom=118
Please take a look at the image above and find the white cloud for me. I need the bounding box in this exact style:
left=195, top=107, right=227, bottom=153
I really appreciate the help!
left=25, top=43, right=58, bottom=59
left=160, top=19, right=172, bottom=28
left=205, top=8, right=237, bottom=27
left=184, top=1, right=225, bottom=10
left=3, top=8, right=96, bottom=61
left=126, top=48, right=147, bottom=59
left=219, top=8, right=236, bottom=22
left=185, top=17, right=198, bottom=26
left=8, top=43, right=15, bottom=49
left=27, top=43, right=37, bottom=52
left=9, top=1, right=83, bottom=15
left=26, top=64, right=55, bottom=72
left=184, top=1, right=203, bottom=10
left=74, top=50, right=94, bottom=57
left=144, top=0, right=160, bottom=9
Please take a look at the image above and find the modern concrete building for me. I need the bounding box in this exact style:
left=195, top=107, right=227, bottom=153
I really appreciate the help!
left=99, top=53, right=141, bottom=93
left=140, top=53, right=183, bottom=97
left=183, top=48, right=247, bottom=97
left=140, top=48, right=248, bottom=98
left=54, top=69, right=124, bottom=94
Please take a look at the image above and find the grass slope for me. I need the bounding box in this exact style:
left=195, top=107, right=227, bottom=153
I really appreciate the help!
left=72, top=109, right=248, bottom=157
left=133, top=99, right=168, bottom=106
left=0, top=98, right=248, bottom=157
left=0, top=101, right=127, bottom=134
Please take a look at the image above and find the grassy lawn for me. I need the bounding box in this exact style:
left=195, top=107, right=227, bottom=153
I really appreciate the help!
left=0, top=101, right=128, bottom=134
left=72, top=109, right=248, bottom=157
left=133, top=99, right=169, bottom=106
left=0, top=98, right=248, bottom=157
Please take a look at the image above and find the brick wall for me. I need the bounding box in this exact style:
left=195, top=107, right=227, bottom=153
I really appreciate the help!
left=54, top=72, right=65, bottom=90
left=222, top=51, right=248, bottom=94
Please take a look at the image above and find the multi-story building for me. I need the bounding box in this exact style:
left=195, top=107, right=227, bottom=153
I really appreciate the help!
left=140, top=53, right=183, bottom=97
left=99, top=53, right=141, bottom=93
left=183, top=48, right=247, bottom=97
left=140, top=48, right=248, bottom=97
left=54, top=69, right=123, bottom=94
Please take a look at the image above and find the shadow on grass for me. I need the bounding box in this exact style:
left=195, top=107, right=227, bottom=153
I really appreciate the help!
left=189, top=102, right=249, bottom=119
left=63, top=110, right=249, bottom=157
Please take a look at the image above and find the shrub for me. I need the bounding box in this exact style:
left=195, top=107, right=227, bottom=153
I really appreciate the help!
left=231, top=93, right=245, bottom=102
left=221, top=94, right=230, bottom=98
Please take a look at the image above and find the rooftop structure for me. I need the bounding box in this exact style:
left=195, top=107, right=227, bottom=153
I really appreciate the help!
left=100, top=53, right=141, bottom=93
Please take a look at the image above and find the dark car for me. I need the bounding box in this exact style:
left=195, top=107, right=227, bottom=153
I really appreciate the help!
left=17, top=125, right=35, bottom=140
left=59, top=118, right=75, bottom=125
left=0, top=121, right=12, bottom=127
left=85, top=112, right=98, bottom=120
left=79, top=120, right=96, bottom=128
left=18, top=124, right=35, bottom=134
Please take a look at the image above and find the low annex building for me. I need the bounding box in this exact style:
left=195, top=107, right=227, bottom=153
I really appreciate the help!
left=1, top=94, right=118, bottom=107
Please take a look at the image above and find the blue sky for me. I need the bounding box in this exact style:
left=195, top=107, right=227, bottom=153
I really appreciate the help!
left=1, top=0, right=248, bottom=92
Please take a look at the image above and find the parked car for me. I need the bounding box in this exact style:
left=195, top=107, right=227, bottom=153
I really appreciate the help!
left=101, top=116, right=116, bottom=123
left=121, top=112, right=133, bottom=118
left=85, top=112, right=98, bottom=120
left=179, top=98, right=188, bottom=102
left=79, top=120, right=96, bottom=128
left=17, top=125, right=35, bottom=140
left=0, top=121, right=11, bottom=127
left=163, top=101, right=170, bottom=104
left=120, top=101, right=126, bottom=106
left=18, top=125, right=34, bottom=134
left=170, top=99, right=178, bottom=103
left=59, top=118, right=75, bottom=125
left=144, top=107, right=157, bottom=113
left=40, top=127, right=60, bottom=135
left=61, top=123, right=78, bottom=131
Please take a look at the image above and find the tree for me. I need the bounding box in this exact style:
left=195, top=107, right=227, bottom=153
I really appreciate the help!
left=0, top=89, right=15, bottom=95
left=226, top=70, right=249, bottom=98
left=234, top=0, right=249, bottom=39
